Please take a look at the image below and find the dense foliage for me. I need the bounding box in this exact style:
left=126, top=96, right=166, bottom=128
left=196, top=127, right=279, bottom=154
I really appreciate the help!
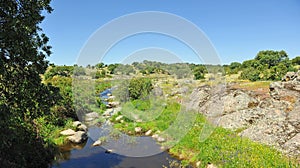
left=0, top=0, right=59, bottom=167
left=128, top=77, right=153, bottom=100
left=239, top=50, right=295, bottom=81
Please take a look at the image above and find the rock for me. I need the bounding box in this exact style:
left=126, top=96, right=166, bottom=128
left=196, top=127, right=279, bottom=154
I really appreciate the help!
left=60, top=129, right=75, bottom=136
left=72, top=121, right=82, bottom=127
left=135, top=127, right=142, bottom=133
left=85, top=112, right=99, bottom=118
left=179, top=86, right=189, bottom=94
left=105, top=149, right=113, bottom=153
left=223, top=90, right=258, bottom=114
left=218, top=108, right=265, bottom=130
left=269, top=82, right=283, bottom=100
left=157, top=137, right=166, bottom=142
left=145, top=130, right=152, bottom=136
left=108, top=101, right=119, bottom=108
left=77, top=124, right=88, bottom=132
left=108, top=95, right=115, bottom=100
left=103, top=109, right=113, bottom=116
left=85, top=117, right=94, bottom=122
left=239, top=108, right=295, bottom=149
left=185, top=72, right=300, bottom=156
left=160, top=146, right=166, bottom=151
left=152, top=134, right=159, bottom=139
left=282, top=71, right=296, bottom=81
left=115, top=115, right=123, bottom=121
left=92, top=140, right=102, bottom=146
left=196, top=161, right=201, bottom=167
left=107, top=93, right=112, bottom=96
left=187, top=86, right=211, bottom=111
left=282, top=133, right=300, bottom=156
left=206, top=163, right=217, bottom=168
left=67, top=131, right=88, bottom=144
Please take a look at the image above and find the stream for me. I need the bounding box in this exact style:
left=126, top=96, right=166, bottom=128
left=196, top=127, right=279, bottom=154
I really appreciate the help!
left=51, top=88, right=183, bottom=168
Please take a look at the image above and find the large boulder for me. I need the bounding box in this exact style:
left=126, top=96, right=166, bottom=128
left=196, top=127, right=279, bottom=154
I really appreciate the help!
left=67, top=131, right=88, bottom=144
left=60, top=129, right=75, bottom=136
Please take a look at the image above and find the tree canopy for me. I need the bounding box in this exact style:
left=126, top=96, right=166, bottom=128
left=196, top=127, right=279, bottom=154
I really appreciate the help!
left=240, top=50, right=295, bottom=81
left=0, top=0, right=59, bottom=167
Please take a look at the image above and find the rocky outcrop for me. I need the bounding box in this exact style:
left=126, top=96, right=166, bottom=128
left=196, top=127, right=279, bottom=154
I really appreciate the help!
left=189, top=71, right=300, bottom=156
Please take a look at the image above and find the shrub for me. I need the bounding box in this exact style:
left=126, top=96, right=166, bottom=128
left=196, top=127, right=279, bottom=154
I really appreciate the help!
left=128, top=77, right=153, bottom=100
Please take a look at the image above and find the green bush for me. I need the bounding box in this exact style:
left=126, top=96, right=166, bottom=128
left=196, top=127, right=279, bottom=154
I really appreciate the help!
left=128, top=77, right=153, bottom=100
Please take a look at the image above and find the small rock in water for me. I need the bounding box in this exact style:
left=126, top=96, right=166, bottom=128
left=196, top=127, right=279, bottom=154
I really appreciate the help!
left=115, top=115, right=123, bottom=121
left=145, top=130, right=152, bottom=136
left=60, top=129, right=75, bottom=136
left=92, top=140, right=102, bottom=146
left=108, top=101, right=119, bottom=107
left=105, top=149, right=113, bottom=153
left=108, top=95, right=115, bottom=100
left=103, top=109, right=113, bottom=116
left=152, top=134, right=159, bottom=139
left=160, top=146, right=166, bottom=151
left=135, top=127, right=142, bottom=133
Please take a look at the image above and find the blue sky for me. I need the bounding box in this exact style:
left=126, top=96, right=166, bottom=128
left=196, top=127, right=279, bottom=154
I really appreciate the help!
left=41, top=0, right=300, bottom=65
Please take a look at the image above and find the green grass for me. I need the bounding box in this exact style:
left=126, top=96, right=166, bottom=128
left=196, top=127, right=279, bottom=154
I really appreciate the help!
left=169, top=114, right=299, bottom=168
left=35, top=117, right=75, bottom=146
left=112, top=101, right=180, bottom=134
left=112, top=102, right=299, bottom=167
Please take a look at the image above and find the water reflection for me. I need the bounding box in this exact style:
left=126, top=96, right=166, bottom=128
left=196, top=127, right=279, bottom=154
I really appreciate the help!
left=52, top=127, right=181, bottom=168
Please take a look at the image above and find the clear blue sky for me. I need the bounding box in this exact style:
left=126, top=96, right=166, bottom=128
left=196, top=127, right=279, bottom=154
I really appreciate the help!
left=41, top=0, right=300, bottom=65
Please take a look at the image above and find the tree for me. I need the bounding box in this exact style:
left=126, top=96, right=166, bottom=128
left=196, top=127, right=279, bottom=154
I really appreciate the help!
left=128, top=78, right=153, bottom=100
left=255, top=50, right=288, bottom=68
left=96, top=62, right=104, bottom=69
left=240, top=67, right=260, bottom=81
left=227, top=62, right=241, bottom=74
left=107, top=63, right=118, bottom=74
left=44, top=65, right=74, bottom=80
left=193, top=65, right=206, bottom=80
left=241, top=59, right=260, bottom=69
left=0, top=0, right=57, bottom=167
left=291, top=56, right=300, bottom=65
left=240, top=50, right=294, bottom=81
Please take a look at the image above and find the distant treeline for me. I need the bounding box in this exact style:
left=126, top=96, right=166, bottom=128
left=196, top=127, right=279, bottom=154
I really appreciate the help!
left=59, top=50, right=299, bottom=81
